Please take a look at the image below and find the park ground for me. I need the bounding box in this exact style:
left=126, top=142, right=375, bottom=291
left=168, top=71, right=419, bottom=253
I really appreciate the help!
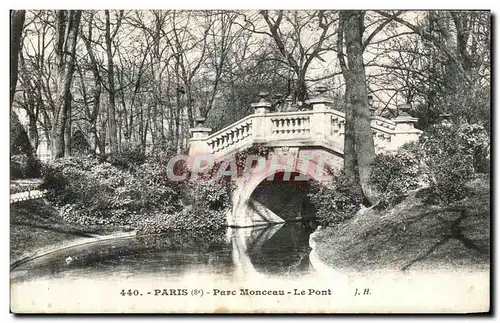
left=10, top=199, right=133, bottom=265
left=311, top=174, right=490, bottom=272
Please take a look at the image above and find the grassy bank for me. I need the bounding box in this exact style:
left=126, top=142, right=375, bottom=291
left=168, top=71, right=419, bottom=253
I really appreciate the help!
left=311, top=174, right=490, bottom=272
left=10, top=199, right=133, bottom=263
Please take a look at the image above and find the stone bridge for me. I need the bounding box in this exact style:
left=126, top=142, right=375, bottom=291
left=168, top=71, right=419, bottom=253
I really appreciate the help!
left=188, top=88, right=421, bottom=227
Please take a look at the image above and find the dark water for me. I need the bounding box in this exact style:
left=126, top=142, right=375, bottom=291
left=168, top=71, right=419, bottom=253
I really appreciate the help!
left=11, top=222, right=315, bottom=283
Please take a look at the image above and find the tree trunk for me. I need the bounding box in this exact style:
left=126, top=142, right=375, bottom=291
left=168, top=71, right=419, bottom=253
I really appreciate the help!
left=52, top=10, right=82, bottom=159
left=64, top=94, right=72, bottom=157
left=10, top=10, right=25, bottom=109
left=344, top=11, right=378, bottom=204
left=338, top=12, right=356, bottom=180
left=343, top=86, right=357, bottom=178
left=28, top=112, right=39, bottom=151
left=105, top=10, right=118, bottom=154
left=296, top=71, right=308, bottom=105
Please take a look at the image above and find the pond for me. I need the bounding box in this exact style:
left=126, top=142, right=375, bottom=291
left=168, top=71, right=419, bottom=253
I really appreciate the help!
left=10, top=221, right=316, bottom=284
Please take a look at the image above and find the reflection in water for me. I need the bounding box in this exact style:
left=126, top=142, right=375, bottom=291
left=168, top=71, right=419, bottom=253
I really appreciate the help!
left=11, top=222, right=314, bottom=284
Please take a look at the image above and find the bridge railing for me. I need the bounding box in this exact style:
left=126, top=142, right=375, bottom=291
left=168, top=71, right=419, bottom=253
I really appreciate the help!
left=189, top=91, right=422, bottom=159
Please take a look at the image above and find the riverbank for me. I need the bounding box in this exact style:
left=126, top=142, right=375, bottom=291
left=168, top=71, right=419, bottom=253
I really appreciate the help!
left=310, top=174, right=490, bottom=273
left=10, top=199, right=134, bottom=265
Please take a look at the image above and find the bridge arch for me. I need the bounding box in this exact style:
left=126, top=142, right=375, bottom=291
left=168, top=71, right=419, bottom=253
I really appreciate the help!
left=228, top=153, right=342, bottom=227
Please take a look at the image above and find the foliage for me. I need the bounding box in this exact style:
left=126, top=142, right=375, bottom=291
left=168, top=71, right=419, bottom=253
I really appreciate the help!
left=135, top=206, right=227, bottom=236
left=102, top=146, right=147, bottom=170
left=134, top=178, right=230, bottom=235
left=308, top=170, right=363, bottom=227
left=70, top=130, right=92, bottom=156
left=41, top=156, right=177, bottom=225
left=368, top=122, right=489, bottom=206
left=418, top=123, right=489, bottom=204
left=370, top=143, right=421, bottom=208
left=10, top=111, right=41, bottom=179
left=41, top=155, right=230, bottom=233
left=11, top=154, right=41, bottom=179
left=308, top=120, right=490, bottom=226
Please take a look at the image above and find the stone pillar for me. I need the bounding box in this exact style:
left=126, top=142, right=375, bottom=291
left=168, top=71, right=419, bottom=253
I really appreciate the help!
left=251, top=92, right=272, bottom=140
left=308, top=85, right=333, bottom=111
left=308, top=85, right=333, bottom=142
left=392, top=103, right=422, bottom=150
left=188, top=117, right=212, bottom=156
left=251, top=92, right=272, bottom=114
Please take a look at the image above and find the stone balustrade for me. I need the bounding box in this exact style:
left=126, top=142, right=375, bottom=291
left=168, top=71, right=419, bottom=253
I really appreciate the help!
left=189, top=90, right=422, bottom=159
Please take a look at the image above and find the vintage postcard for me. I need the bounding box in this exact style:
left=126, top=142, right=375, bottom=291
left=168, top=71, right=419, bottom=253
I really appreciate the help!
left=9, top=9, right=491, bottom=313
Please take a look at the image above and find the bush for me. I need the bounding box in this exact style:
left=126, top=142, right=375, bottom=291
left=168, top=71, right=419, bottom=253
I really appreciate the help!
left=135, top=226, right=227, bottom=251
left=308, top=170, right=363, bottom=227
left=11, top=153, right=41, bottom=179
left=370, top=143, right=421, bottom=208
left=70, top=130, right=93, bottom=156
left=369, top=122, right=489, bottom=206
left=418, top=123, right=489, bottom=204
left=135, top=177, right=230, bottom=235
left=42, top=157, right=130, bottom=219
left=41, top=154, right=230, bottom=233
left=103, top=146, right=146, bottom=170
left=41, top=156, right=181, bottom=227
left=135, top=206, right=227, bottom=236
left=128, top=162, right=181, bottom=213
left=426, top=153, right=474, bottom=204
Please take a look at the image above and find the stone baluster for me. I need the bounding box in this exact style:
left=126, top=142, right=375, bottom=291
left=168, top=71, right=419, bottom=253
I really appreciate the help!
left=392, top=103, right=422, bottom=150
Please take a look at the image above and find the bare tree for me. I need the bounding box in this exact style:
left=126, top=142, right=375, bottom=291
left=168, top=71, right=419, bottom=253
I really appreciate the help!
left=51, top=10, right=82, bottom=158
left=104, top=10, right=124, bottom=153
left=243, top=10, right=336, bottom=104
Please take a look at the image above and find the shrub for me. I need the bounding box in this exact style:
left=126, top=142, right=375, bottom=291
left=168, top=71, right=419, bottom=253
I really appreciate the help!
left=41, top=156, right=181, bottom=227
left=41, top=157, right=129, bottom=218
left=135, top=206, right=227, bottom=236
left=184, top=179, right=231, bottom=211
left=426, top=152, right=474, bottom=204
left=103, top=146, right=146, bottom=170
left=11, top=153, right=41, bottom=179
left=128, top=162, right=181, bottom=213
left=369, top=122, right=489, bottom=206
left=41, top=154, right=230, bottom=232
left=370, top=143, right=421, bottom=208
left=70, top=130, right=93, bottom=156
left=135, top=225, right=227, bottom=251
left=418, top=123, right=488, bottom=204
left=308, top=170, right=363, bottom=227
